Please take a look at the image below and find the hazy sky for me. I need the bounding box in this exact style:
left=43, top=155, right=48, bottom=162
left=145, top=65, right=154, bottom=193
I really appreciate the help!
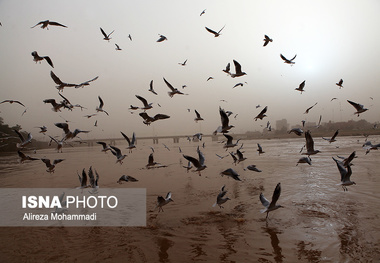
left=0, top=0, right=379, bottom=140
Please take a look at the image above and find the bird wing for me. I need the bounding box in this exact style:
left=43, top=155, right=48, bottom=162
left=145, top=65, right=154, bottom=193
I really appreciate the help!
left=290, top=54, right=297, bottom=61
left=217, top=25, right=225, bottom=34
left=163, top=78, right=175, bottom=91
left=195, top=109, right=201, bottom=119
left=148, top=153, right=154, bottom=165
left=223, top=133, right=233, bottom=144
left=332, top=157, right=347, bottom=182
left=205, top=27, right=218, bottom=35
left=120, top=131, right=131, bottom=145
left=233, top=60, right=243, bottom=74
left=53, top=159, right=64, bottom=165
left=331, top=130, right=339, bottom=140
left=136, top=95, right=148, bottom=107
left=153, top=114, right=170, bottom=120
left=305, top=131, right=315, bottom=152
left=347, top=100, right=363, bottom=111
left=54, top=122, right=70, bottom=134
left=280, top=54, right=287, bottom=61
left=219, top=107, right=230, bottom=127
left=100, top=27, right=108, bottom=38
left=197, top=147, right=205, bottom=166
left=299, top=81, right=306, bottom=90
left=50, top=71, right=63, bottom=85
left=110, top=145, right=121, bottom=156
left=48, top=21, right=67, bottom=27
left=259, top=193, right=270, bottom=208
left=183, top=154, right=200, bottom=168
left=43, top=56, right=54, bottom=68
left=14, top=129, right=25, bottom=142
left=270, top=183, right=281, bottom=208
left=31, top=21, right=44, bottom=28
left=98, top=96, right=104, bottom=108
left=165, top=192, right=172, bottom=200
left=41, top=158, right=52, bottom=168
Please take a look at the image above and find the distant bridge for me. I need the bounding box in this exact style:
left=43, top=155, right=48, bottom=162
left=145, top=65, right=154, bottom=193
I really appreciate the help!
left=84, top=133, right=255, bottom=146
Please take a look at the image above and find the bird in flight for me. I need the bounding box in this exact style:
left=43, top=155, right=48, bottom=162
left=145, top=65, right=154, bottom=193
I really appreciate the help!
left=212, top=185, right=230, bottom=208
left=31, top=20, right=67, bottom=30
left=260, top=183, right=283, bottom=220
left=31, top=51, right=54, bottom=68
left=347, top=100, right=368, bottom=116
left=139, top=112, right=170, bottom=125
left=295, top=80, right=306, bottom=94
left=156, top=192, right=173, bottom=212
left=148, top=80, right=158, bottom=95
left=100, top=27, right=114, bottom=41
left=163, top=77, right=186, bottom=97
left=200, top=9, right=206, bottom=16
left=230, top=60, right=247, bottom=78
left=280, top=54, right=297, bottom=65
left=263, top=35, right=273, bottom=47
left=205, top=25, right=225, bottom=37
left=0, top=100, right=25, bottom=107
left=50, top=71, right=76, bottom=92
left=254, top=106, right=268, bottom=121
left=304, top=102, right=317, bottom=114
left=336, top=79, right=344, bottom=89
left=115, top=44, right=122, bottom=51
left=332, top=157, right=355, bottom=191
left=96, top=96, right=109, bottom=115
left=178, top=59, right=187, bottom=66
left=322, top=129, right=339, bottom=143
left=157, top=34, right=167, bottom=42
left=302, top=130, right=320, bottom=156
left=183, top=146, right=207, bottom=176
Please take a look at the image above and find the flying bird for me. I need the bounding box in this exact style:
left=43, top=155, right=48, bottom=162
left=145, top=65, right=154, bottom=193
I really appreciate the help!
left=207, top=77, right=214, bottom=81
left=263, top=35, right=273, bottom=47
left=43, top=99, right=64, bottom=112
left=304, top=102, right=317, bottom=114
left=222, top=63, right=231, bottom=75
left=336, top=79, right=343, bottom=88
left=200, top=9, right=206, bottom=16
left=0, top=100, right=25, bottom=107
left=205, top=25, right=225, bottom=37
left=332, top=157, right=355, bottom=191
left=109, top=145, right=127, bottom=165
left=295, top=80, right=306, bottom=94
left=115, top=44, right=122, bottom=50
left=194, top=110, right=204, bottom=122
left=96, top=141, right=111, bottom=153
left=183, top=146, right=207, bottom=176
left=149, top=80, right=158, bottom=95
left=121, top=131, right=136, bottom=153
left=178, top=59, right=187, bottom=66
left=74, top=76, right=99, bottom=89
left=139, top=112, right=170, bottom=125
left=220, top=168, right=241, bottom=181
left=296, top=157, right=312, bottom=166
left=163, top=77, right=186, bottom=97
left=100, top=27, right=114, bottom=41
left=50, top=71, right=76, bottom=91
left=41, top=158, right=65, bottom=174
left=31, top=51, right=54, bottom=68
left=244, top=164, right=262, bottom=172
left=213, top=107, right=234, bottom=134
left=48, top=135, right=66, bottom=153
left=223, top=134, right=240, bottom=150
left=135, top=95, right=153, bottom=111
left=54, top=122, right=90, bottom=140
left=302, top=130, right=320, bottom=156
left=280, top=54, right=297, bottom=65
left=17, top=150, right=39, bottom=163
left=212, top=185, right=230, bottom=208
left=347, top=100, right=368, bottom=116
left=155, top=192, right=173, bottom=212
left=260, top=183, right=283, bottom=219
left=254, top=106, right=268, bottom=121
left=96, top=96, right=109, bottom=115
left=288, top=128, right=304, bottom=136
left=117, top=175, right=138, bottom=184
left=257, top=143, right=265, bottom=155
left=31, top=20, right=67, bottom=29
left=322, top=129, right=339, bottom=143
left=230, top=60, right=247, bottom=78
left=14, top=129, right=32, bottom=149
left=156, top=34, right=167, bottom=42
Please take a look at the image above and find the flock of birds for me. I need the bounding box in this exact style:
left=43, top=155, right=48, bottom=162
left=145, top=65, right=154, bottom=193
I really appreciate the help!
left=1, top=11, right=378, bottom=221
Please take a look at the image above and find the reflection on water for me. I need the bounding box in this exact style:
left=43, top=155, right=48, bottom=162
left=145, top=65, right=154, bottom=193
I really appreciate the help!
left=0, top=136, right=380, bottom=262
left=263, top=224, right=284, bottom=263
